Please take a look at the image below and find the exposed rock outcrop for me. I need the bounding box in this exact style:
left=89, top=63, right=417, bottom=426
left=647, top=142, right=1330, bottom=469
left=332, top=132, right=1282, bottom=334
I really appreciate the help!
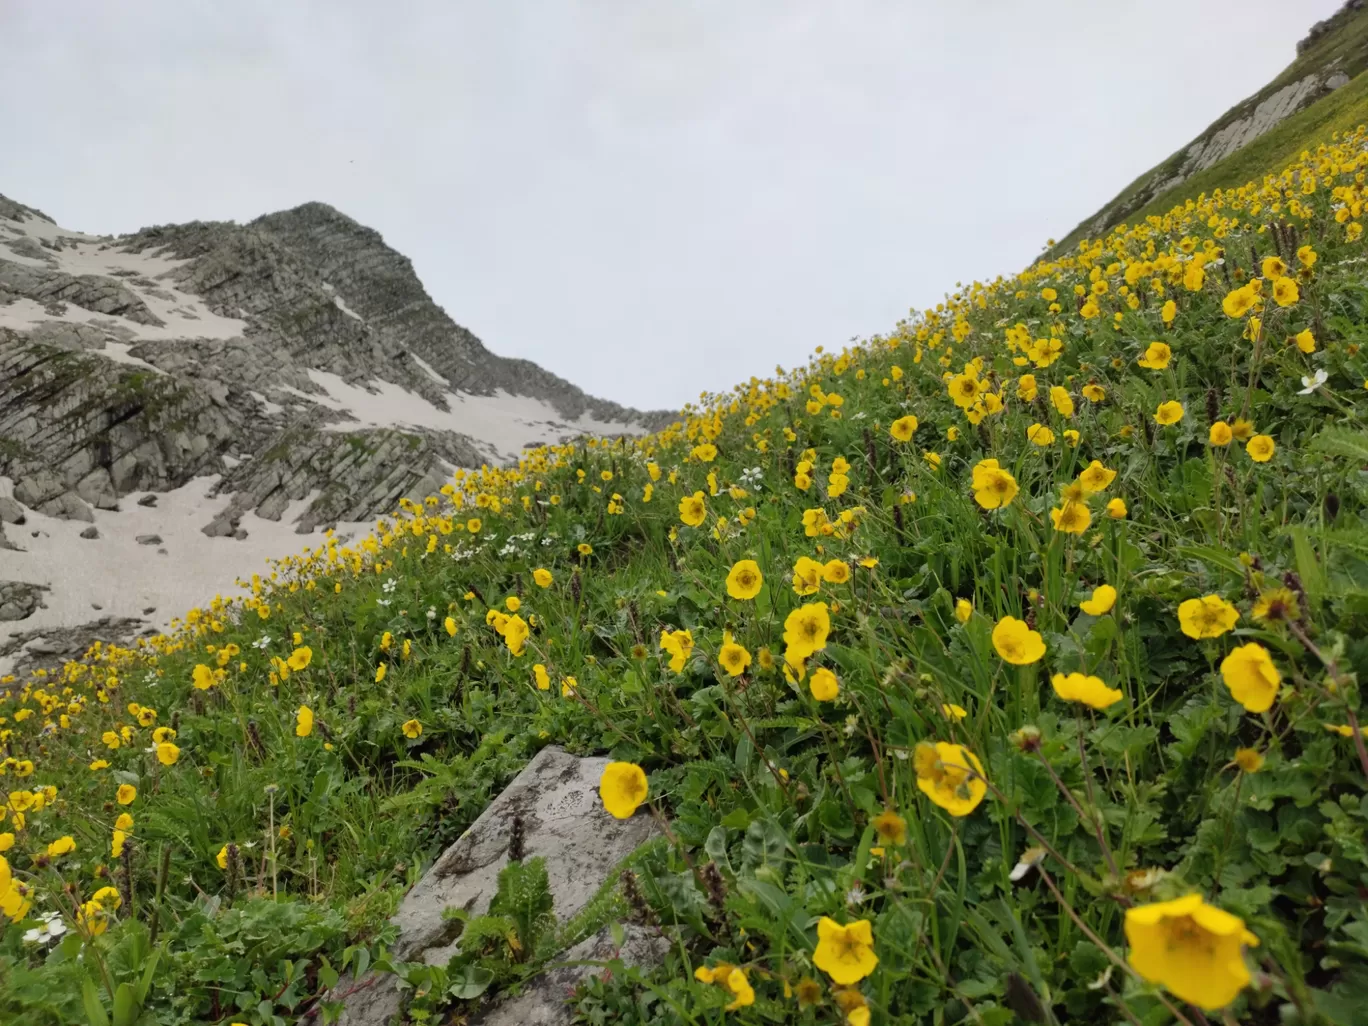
left=330, top=746, right=660, bottom=1026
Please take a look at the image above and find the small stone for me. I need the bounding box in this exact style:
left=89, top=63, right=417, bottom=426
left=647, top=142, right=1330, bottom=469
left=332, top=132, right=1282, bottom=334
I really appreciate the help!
left=135, top=534, right=163, bottom=546
left=142, top=607, right=156, bottom=615
left=137, top=494, right=158, bottom=507
left=80, top=526, right=99, bottom=539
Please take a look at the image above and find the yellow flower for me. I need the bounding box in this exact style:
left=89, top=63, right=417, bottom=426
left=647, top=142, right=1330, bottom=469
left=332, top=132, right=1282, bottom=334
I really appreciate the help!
left=1050, top=385, right=1075, bottom=418
left=115, top=813, right=133, bottom=831
left=1261, top=255, right=1288, bottom=279
left=503, top=614, right=530, bottom=657
left=1294, top=328, right=1316, bottom=353
left=822, top=559, right=850, bottom=584
left=295, top=706, right=314, bottom=738
left=533, top=664, right=551, bottom=690
left=941, top=702, right=967, bottom=721
left=813, top=917, right=878, bottom=984
left=793, top=556, right=823, bottom=596
left=1231, top=418, right=1255, bottom=440
left=561, top=676, right=578, bottom=697
left=533, top=568, right=553, bottom=588
left=1026, top=423, right=1055, bottom=446
left=783, top=603, right=831, bottom=662
left=889, top=415, right=919, bottom=442
left=47, top=835, right=76, bottom=858
left=577, top=542, right=593, bottom=556
left=1077, top=460, right=1116, bottom=494
left=1051, top=672, right=1123, bottom=709
left=954, top=598, right=973, bottom=624
left=599, top=761, right=648, bottom=819
left=718, top=640, right=752, bottom=677
left=1137, top=341, right=1172, bottom=370
left=690, top=442, right=717, bottom=462
left=872, top=809, right=907, bottom=845
left=1177, top=595, right=1239, bottom=639
left=112, top=830, right=128, bottom=858
left=660, top=629, right=695, bottom=672
left=809, top=667, right=839, bottom=702
left=466, top=517, right=482, bottom=534
left=679, top=491, right=707, bottom=527
left=375, top=662, right=388, bottom=683
left=401, top=719, right=423, bottom=739
left=1220, top=643, right=1281, bottom=713
left=1234, top=748, right=1264, bottom=773
left=947, top=372, right=984, bottom=409
left=1252, top=586, right=1300, bottom=624
left=971, top=458, right=1019, bottom=510
left=1222, top=285, right=1257, bottom=318
left=116, top=784, right=137, bottom=806
left=1079, top=584, right=1116, bottom=616
left=505, top=595, right=521, bottom=613
left=1125, top=894, right=1258, bottom=1010
left=216, top=844, right=229, bottom=869
left=914, top=741, right=987, bottom=816
left=1161, top=299, right=1177, bottom=324
left=1082, top=383, right=1106, bottom=402
left=1154, top=400, right=1184, bottom=425
left=444, top=616, right=458, bottom=637
left=192, top=663, right=216, bottom=691
left=1209, top=421, right=1233, bottom=446
left=1017, top=374, right=1039, bottom=401
left=726, top=559, right=763, bottom=600
left=156, top=742, right=180, bottom=766
left=287, top=646, right=312, bottom=672
left=1246, top=434, right=1275, bottom=462
left=1106, top=497, right=1127, bottom=518
left=992, top=616, right=1045, bottom=664
left=1271, top=276, right=1299, bottom=307
left=1050, top=501, right=1091, bottom=534
left=1297, top=244, right=1318, bottom=268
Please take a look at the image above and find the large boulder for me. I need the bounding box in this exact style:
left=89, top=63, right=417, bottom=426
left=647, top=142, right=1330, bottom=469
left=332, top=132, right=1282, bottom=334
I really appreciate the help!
left=329, top=746, right=659, bottom=1026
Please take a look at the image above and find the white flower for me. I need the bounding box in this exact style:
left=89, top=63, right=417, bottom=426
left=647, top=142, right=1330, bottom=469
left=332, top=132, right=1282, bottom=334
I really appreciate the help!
left=382, top=578, right=397, bottom=594
left=1008, top=846, right=1047, bottom=883
left=252, top=635, right=272, bottom=651
left=1298, top=369, right=1328, bottom=394
left=22, top=911, right=67, bottom=945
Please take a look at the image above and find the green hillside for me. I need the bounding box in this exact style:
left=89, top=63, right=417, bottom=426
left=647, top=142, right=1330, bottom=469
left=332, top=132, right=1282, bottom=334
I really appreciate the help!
left=5, top=92, right=1368, bottom=1026
left=1052, top=1, right=1368, bottom=256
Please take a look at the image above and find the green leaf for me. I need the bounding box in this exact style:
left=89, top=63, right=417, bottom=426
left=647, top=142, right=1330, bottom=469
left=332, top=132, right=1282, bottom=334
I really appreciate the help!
left=1311, top=426, right=1368, bottom=462
left=446, top=964, right=494, bottom=1000
left=111, top=983, right=137, bottom=1026
left=82, top=980, right=110, bottom=1026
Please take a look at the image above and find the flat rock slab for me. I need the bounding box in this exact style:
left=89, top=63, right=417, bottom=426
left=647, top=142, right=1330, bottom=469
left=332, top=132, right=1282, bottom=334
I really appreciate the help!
left=331, top=745, right=658, bottom=1026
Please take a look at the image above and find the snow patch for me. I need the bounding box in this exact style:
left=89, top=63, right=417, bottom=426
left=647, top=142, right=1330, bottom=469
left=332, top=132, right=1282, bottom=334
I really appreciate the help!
left=0, top=475, right=370, bottom=676
left=410, top=352, right=450, bottom=386
left=280, top=369, right=644, bottom=463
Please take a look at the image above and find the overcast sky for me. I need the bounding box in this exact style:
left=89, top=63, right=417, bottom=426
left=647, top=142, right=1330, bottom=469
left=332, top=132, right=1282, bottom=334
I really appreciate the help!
left=0, top=1, right=1345, bottom=410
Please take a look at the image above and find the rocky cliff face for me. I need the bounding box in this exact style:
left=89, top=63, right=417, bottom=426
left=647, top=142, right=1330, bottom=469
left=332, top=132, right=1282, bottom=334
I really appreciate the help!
left=0, top=193, right=674, bottom=674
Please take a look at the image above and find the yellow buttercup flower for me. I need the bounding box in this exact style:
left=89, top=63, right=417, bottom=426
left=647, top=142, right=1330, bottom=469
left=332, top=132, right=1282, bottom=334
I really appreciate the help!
left=1177, top=595, right=1239, bottom=639
left=295, top=705, right=314, bottom=738
left=822, top=559, right=850, bottom=584
left=599, top=761, right=648, bottom=819
left=889, top=414, right=919, bottom=442
left=1271, top=276, right=1299, bottom=306
left=1234, top=748, right=1264, bottom=773
left=813, top=917, right=878, bottom=984
left=287, top=646, right=312, bottom=672
left=678, top=491, right=707, bottom=527
left=1137, top=341, right=1171, bottom=370
left=660, top=629, right=695, bottom=672
left=1209, top=421, right=1233, bottom=445
left=47, top=835, right=76, bottom=858
left=1154, top=400, right=1184, bottom=425
left=971, top=458, right=1019, bottom=509
left=533, top=664, right=551, bottom=690
left=914, top=741, right=987, bottom=816
left=718, top=640, right=752, bottom=677
left=116, top=784, right=137, bottom=806
left=1050, top=501, right=1091, bottom=534
left=533, top=568, right=553, bottom=588
left=1220, top=643, right=1281, bottom=713
left=1079, top=584, right=1116, bottom=616
left=156, top=742, right=180, bottom=766
left=1051, top=672, right=1123, bottom=709
left=1106, top=497, right=1128, bottom=518
left=726, top=559, right=763, bottom=600
left=783, top=603, right=830, bottom=662
left=872, top=808, right=907, bottom=845
left=809, top=667, right=839, bottom=702
left=1246, top=434, right=1275, bottom=462
left=401, top=719, right=423, bottom=739
left=992, top=616, right=1045, bottom=664
left=1125, top=895, right=1258, bottom=1010
left=1077, top=460, right=1116, bottom=494
left=954, top=598, right=973, bottom=624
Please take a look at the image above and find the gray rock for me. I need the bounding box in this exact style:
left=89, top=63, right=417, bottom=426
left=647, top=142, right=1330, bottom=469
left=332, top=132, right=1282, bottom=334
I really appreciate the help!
left=135, top=534, right=162, bottom=546
left=331, top=746, right=658, bottom=1026
left=136, top=494, right=158, bottom=507
left=474, top=925, right=668, bottom=1026
left=1326, top=71, right=1352, bottom=90
left=80, top=525, right=99, bottom=539
left=0, top=497, right=25, bottom=524
left=0, top=581, right=48, bottom=622
left=76, top=467, right=119, bottom=511
left=40, top=492, right=95, bottom=522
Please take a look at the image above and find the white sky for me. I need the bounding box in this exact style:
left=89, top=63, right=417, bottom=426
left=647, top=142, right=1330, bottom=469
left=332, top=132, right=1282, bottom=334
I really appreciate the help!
left=0, top=1, right=1345, bottom=410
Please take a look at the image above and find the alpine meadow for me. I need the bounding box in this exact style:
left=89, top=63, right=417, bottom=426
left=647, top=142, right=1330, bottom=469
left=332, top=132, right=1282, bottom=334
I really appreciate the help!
left=7, top=87, right=1368, bottom=1026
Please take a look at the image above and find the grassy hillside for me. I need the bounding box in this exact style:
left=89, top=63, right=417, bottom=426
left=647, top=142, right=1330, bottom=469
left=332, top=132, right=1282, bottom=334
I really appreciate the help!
left=1051, top=1, right=1368, bottom=256
left=3, top=128, right=1368, bottom=1025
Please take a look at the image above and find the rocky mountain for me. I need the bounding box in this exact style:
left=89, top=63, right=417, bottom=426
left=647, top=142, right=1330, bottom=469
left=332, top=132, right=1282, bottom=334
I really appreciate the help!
left=1050, top=0, right=1368, bottom=256
left=0, top=193, right=673, bottom=674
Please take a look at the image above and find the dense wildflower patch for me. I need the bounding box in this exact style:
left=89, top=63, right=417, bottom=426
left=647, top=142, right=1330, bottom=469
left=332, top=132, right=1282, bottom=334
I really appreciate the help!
left=4, top=129, right=1368, bottom=1024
